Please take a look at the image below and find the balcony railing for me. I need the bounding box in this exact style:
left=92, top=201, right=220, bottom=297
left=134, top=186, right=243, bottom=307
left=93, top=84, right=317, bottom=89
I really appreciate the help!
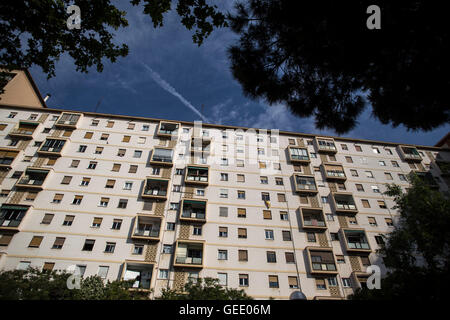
left=186, top=175, right=208, bottom=182
left=181, top=211, right=206, bottom=220
left=142, top=189, right=167, bottom=197
left=9, top=128, right=35, bottom=136
left=347, top=242, right=370, bottom=250
left=175, top=256, right=203, bottom=265
left=0, top=218, right=22, bottom=228
left=133, top=229, right=160, bottom=238
left=17, top=178, right=44, bottom=186
left=312, top=262, right=337, bottom=271
left=304, top=219, right=326, bottom=227
left=336, top=203, right=357, bottom=210
left=326, top=170, right=345, bottom=178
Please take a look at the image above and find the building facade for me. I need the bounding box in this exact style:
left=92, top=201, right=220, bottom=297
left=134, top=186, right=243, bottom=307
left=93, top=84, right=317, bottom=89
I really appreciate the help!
left=0, top=69, right=449, bottom=299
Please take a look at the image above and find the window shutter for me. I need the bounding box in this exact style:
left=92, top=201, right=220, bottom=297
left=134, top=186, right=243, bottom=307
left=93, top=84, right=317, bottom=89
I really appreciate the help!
left=368, top=217, right=376, bottom=224
left=54, top=237, right=65, bottom=246
left=93, top=217, right=103, bottom=225
left=238, top=250, right=248, bottom=261
left=219, top=227, right=227, bottom=233
left=0, top=234, right=13, bottom=246
left=219, top=207, right=228, bottom=217
left=269, top=275, right=278, bottom=282
left=65, top=215, right=74, bottom=222
left=53, top=194, right=63, bottom=201
left=42, top=214, right=54, bottom=224
left=74, top=195, right=83, bottom=201
left=277, top=193, right=286, bottom=202
left=71, top=160, right=80, bottom=167
left=237, top=174, right=245, bottom=182
left=106, top=179, right=115, bottom=188
left=61, top=176, right=72, bottom=184
left=118, top=149, right=126, bottom=156
left=29, top=236, right=43, bottom=247
left=128, top=123, right=135, bottom=130
left=237, top=208, right=246, bottom=217
left=300, top=196, right=309, bottom=204
left=263, top=210, right=272, bottom=219
left=288, top=277, right=298, bottom=286
left=129, top=165, right=138, bottom=173
left=123, top=135, right=131, bottom=142
left=84, top=132, right=93, bottom=139
left=43, top=262, right=55, bottom=271
left=238, top=228, right=247, bottom=237
left=316, top=278, right=325, bottom=286
left=143, top=201, right=153, bottom=211
left=95, top=147, right=103, bottom=153
left=106, top=121, right=114, bottom=128
left=26, top=192, right=37, bottom=201
left=62, top=130, right=72, bottom=137
left=101, top=133, right=109, bottom=140
left=46, top=158, right=57, bottom=165
left=112, top=163, right=121, bottom=171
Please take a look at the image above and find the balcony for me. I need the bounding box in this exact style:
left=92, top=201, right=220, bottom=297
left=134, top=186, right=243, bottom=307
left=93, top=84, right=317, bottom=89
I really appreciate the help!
left=122, top=261, right=154, bottom=290
left=15, top=167, right=50, bottom=191
left=398, top=145, right=422, bottom=162
left=184, top=166, right=209, bottom=186
left=293, top=174, right=318, bottom=194
left=322, top=163, right=346, bottom=181
left=180, top=199, right=207, bottom=223
left=8, top=121, right=39, bottom=139
left=37, top=138, right=66, bottom=157
left=306, top=247, right=338, bottom=275
left=287, top=146, right=310, bottom=164
left=0, top=148, right=20, bottom=169
left=141, top=177, right=169, bottom=200
left=149, top=147, right=173, bottom=166
left=341, top=229, right=371, bottom=254
left=55, top=112, right=82, bottom=129
left=0, top=204, right=30, bottom=232
left=157, top=121, right=179, bottom=137
left=331, top=193, right=358, bottom=214
left=300, top=208, right=327, bottom=230
left=131, top=215, right=161, bottom=241
left=315, top=137, right=337, bottom=154
left=174, top=240, right=204, bottom=268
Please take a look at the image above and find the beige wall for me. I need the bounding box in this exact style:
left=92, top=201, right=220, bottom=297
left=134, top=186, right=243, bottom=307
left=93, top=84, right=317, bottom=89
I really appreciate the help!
left=1, top=69, right=45, bottom=108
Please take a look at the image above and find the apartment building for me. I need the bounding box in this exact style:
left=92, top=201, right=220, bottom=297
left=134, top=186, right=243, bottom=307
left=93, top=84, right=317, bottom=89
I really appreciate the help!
left=0, top=69, right=449, bottom=299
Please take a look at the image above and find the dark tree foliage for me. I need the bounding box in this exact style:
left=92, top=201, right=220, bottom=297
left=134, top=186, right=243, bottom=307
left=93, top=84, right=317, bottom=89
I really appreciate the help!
left=351, top=173, right=450, bottom=300
left=157, top=277, right=253, bottom=300
left=228, top=1, right=450, bottom=133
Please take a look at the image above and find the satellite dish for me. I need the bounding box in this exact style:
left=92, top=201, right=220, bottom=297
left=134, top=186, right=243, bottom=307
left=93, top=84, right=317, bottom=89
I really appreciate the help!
left=289, top=291, right=307, bottom=300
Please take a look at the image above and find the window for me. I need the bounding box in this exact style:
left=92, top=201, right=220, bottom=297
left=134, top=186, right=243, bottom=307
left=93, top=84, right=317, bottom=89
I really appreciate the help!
left=258, top=161, right=266, bottom=169
left=63, top=215, right=74, bottom=226
left=72, top=195, right=83, bottom=205
left=336, top=255, right=345, bottom=263
left=219, top=207, right=228, bottom=217
left=169, top=202, right=179, bottom=210
left=117, top=149, right=126, bottom=157
left=321, top=196, right=328, bottom=204
left=61, top=176, right=72, bottom=185
left=355, top=145, right=362, bottom=152
left=365, top=171, right=374, bottom=178
left=133, top=245, right=144, bottom=255
left=104, top=242, right=115, bottom=253
left=100, top=133, right=109, bottom=141
left=99, top=197, right=109, bottom=207
left=118, top=199, right=128, bottom=209
left=350, top=169, right=358, bottom=177
left=391, top=160, right=399, bottom=167
left=166, top=222, right=175, bottom=231
left=328, top=277, right=338, bottom=287
left=9, top=139, right=19, bottom=147
left=78, top=145, right=87, bottom=153
left=42, top=262, right=55, bottom=272
left=310, top=152, right=317, bottom=158
left=91, top=119, right=99, bottom=126
left=379, top=160, right=386, bottom=166
left=112, top=219, right=122, bottom=230
left=41, top=213, right=54, bottom=225
left=373, top=147, right=380, bottom=154
left=193, top=226, right=202, bottom=236
left=220, top=189, right=228, bottom=198
left=142, top=125, right=149, bottom=131
left=239, top=274, right=249, bottom=287
left=237, top=190, right=246, bottom=199
left=371, top=185, right=380, bottom=193
left=220, top=173, right=228, bottom=181
left=342, top=278, right=351, bottom=288
left=341, top=144, right=348, bottom=150
left=70, top=160, right=80, bottom=168
left=7, top=112, right=18, bottom=119
left=261, top=192, right=270, bottom=201
left=84, top=132, right=93, bottom=139
left=265, top=229, right=274, bottom=240
left=289, top=276, right=299, bottom=289
left=288, top=139, right=296, bottom=145
left=218, top=250, right=228, bottom=260
left=277, top=193, right=286, bottom=202
left=152, top=167, right=160, bottom=175
left=221, top=158, right=228, bottom=166
left=268, top=275, right=279, bottom=288
left=219, top=227, right=228, bottom=237
left=399, top=174, right=407, bottom=181
left=87, top=161, right=97, bottom=169
left=158, top=269, right=169, bottom=280
left=282, top=230, right=292, bottom=241
left=385, top=218, right=393, bottom=227
left=344, top=156, right=353, bottom=163
left=28, top=236, right=43, bottom=248
left=266, top=251, right=277, bottom=263
left=361, top=199, right=371, bottom=208
left=236, top=174, right=245, bottom=183
left=53, top=193, right=63, bottom=203
left=25, top=192, right=37, bottom=201
left=133, top=150, right=142, bottom=158
left=82, top=239, right=95, bottom=251
left=375, top=235, right=385, bottom=245
left=307, top=232, right=316, bottom=242
left=259, top=176, right=269, bottom=184
left=326, top=214, right=334, bottom=221
left=94, top=146, right=103, bottom=154
left=275, top=177, right=284, bottom=185
left=124, top=182, right=133, bottom=190
left=263, top=210, right=272, bottom=220
left=280, top=211, right=288, bottom=221
left=285, top=252, right=295, bottom=263
left=163, top=244, right=173, bottom=253
left=238, top=228, right=247, bottom=239
left=122, top=135, right=131, bottom=143
left=356, top=184, right=364, bottom=191
left=378, top=200, right=387, bottom=209
left=385, top=172, right=393, bottom=180
left=92, top=217, right=102, bottom=228
left=236, top=159, right=244, bottom=167
left=176, top=168, right=184, bottom=175
left=238, top=250, right=248, bottom=261
left=105, top=179, right=116, bottom=188
left=17, top=261, right=31, bottom=270
left=98, top=266, right=109, bottom=279
left=368, top=217, right=377, bottom=226
left=52, top=237, right=65, bottom=249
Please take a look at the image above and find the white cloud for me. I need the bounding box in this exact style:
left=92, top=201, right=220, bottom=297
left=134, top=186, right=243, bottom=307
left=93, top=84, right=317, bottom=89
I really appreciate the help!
left=141, top=62, right=208, bottom=122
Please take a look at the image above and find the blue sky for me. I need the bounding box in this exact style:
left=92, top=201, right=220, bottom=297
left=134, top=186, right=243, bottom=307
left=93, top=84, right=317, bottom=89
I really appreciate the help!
left=30, top=1, right=448, bottom=146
